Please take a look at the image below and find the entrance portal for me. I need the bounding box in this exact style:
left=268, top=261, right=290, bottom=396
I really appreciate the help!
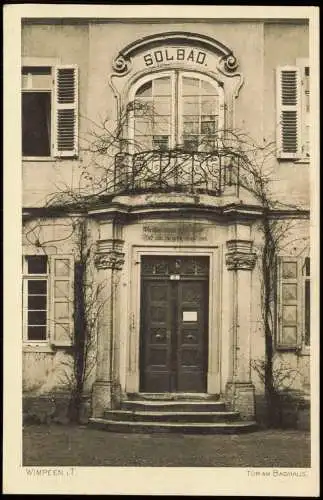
left=140, top=256, right=209, bottom=393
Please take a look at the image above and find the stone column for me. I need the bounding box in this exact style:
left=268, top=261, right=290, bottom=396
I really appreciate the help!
left=225, top=225, right=257, bottom=420
left=91, top=225, right=125, bottom=418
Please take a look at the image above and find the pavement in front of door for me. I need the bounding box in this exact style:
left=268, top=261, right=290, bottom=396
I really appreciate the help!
left=23, top=424, right=311, bottom=468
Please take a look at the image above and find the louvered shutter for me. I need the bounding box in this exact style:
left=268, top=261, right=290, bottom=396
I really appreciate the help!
left=276, top=67, right=301, bottom=159
left=49, top=255, right=74, bottom=346
left=276, top=257, right=301, bottom=349
left=53, top=65, right=78, bottom=157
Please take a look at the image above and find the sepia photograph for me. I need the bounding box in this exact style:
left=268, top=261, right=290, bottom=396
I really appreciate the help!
left=3, top=4, right=319, bottom=496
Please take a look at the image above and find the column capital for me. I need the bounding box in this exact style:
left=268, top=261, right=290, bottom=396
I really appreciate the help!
left=95, top=239, right=125, bottom=270
left=225, top=239, right=257, bottom=271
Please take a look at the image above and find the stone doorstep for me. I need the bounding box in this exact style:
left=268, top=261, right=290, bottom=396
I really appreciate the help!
left=104, top=409, right=241, bottom=423
left=125, top=392, right=220, bottom=401
left=89, top=417, right=258, bottom=434
left=121, top=400, right=227, bottom=412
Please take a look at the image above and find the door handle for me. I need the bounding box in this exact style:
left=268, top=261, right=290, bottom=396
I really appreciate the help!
left=155, top=334, right=162, bottom=340
left=187, top=334, right=194, bottom=340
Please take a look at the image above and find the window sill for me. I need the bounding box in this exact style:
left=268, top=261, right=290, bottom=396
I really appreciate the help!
left=23, top=343, right=54, bottom=353
left=277, top=158, right=310, bottom=164
left=22, top=156, right=78, bottom=162
left=23, top=156, right=55, bottom=162
left=295, top=158, right=310, bottom=164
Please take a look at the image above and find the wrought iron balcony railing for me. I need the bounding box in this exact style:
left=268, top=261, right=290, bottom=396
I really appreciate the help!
left=113, top=150, right=239, bottom=196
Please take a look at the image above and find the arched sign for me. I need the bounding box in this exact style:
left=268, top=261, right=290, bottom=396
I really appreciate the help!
left=110, top=31, right=243, bottom=129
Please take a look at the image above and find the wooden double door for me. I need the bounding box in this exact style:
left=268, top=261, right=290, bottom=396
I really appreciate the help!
left=140, top=256, right=209, bottom=393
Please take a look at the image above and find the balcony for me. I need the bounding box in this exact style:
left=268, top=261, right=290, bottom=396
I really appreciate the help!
left=113, top=150, right=239, bottom=196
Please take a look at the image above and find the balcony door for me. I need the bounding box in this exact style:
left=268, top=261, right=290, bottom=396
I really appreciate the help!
left=130, top=71, right=224, bottom=153
left=140, top=256, right=209, bottom=393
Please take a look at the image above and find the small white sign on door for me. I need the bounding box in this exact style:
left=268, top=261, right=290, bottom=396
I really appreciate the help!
left=183, top=311, right=198, bottom=322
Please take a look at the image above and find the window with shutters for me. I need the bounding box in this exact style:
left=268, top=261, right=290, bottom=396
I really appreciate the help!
left=276, top=256, right=311, bottom=350
left=276, top=60, right=310, bottom=160
left=23, top=254, right=74, bottom=346
left=22, top=65, right=78, bottom=158
left=129, top=71, right=224, bottom=152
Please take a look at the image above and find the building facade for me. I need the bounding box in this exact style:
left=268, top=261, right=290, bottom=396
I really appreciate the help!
left=22, top=18, right=311, bottom=429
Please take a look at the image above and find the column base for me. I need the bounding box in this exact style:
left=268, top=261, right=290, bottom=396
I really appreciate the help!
left=225, top=382, right=256, bottom=421
left=91, top=381, right=123, bottom=417
left=91, top=381, right=113, bottom=418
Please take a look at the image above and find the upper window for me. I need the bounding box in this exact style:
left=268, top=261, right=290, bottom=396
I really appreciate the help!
left=130, top=71, right=224, bottom=153
left=21, top=65, right=79, bottom=158
left=276, top=60, right=310, bottom=160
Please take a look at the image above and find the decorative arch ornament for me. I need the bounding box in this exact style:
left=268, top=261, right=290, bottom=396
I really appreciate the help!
left=112, top=31, right=239, bottom=76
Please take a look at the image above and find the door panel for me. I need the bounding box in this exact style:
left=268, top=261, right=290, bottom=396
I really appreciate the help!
left=140, top=282, right=173, bottom=392
left=176, top=281, right=208, bottom=392
left=140, top=256, right=209, bottom=393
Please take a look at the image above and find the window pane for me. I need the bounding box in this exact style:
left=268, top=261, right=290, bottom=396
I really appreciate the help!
left=201, top=120, right=216, bottom=135
left=134, top=98, right=153, bottom=117
left=135, top=118, right=153, bottom=135
left=201, top=98, right=218, bottom=115
left=22, top=92, right=51, bottom=156
left=27, top=255, right=48, bottom=274
left=182, top=77, right=199, bottom=96
left=134, top=135, right=152, bottom=150
left=28, top=326, right=47, bottom=341
left=22, top=67, right=51, bottom=89
left=153, top=77, right=171, bottom=96
left=28, top=280, right=47, bottom=294
left=201, top=80, right=218, bottom=95
left=28, top=310, right=47, bottom=325
left=154, top=97, right=171, bottom=116
left=154, top=119, right=170, bottom=135
left=183, top=97, right=199, bottom=115
left=201, top=138, right=216, bottom=152
left=183, top=120, right=199, bottom=134
left=28, top=295, right=47, bottom=310
left=136, top=81, right=152, bottom=97
left=152, top=136, right=169, bottom=151
left=183, top=136, right=199, bottom=151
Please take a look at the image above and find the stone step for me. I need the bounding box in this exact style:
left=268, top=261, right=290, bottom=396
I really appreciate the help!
left=89, top=417, right=258, bottom=435
left=126, top=392, right=220, bottom=401
left=121, top=400, right=227, bottom=412
left=104, top=409, right=240, bottom=423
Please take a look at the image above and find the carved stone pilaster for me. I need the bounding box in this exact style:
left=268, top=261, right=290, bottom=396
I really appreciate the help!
left=225, top=239, right=257, bottom=271
left=95, top=239, right=125, bottom=271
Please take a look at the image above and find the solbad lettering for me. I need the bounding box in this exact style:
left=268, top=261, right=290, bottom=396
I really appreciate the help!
left=143, top=48, right=207, bottom=67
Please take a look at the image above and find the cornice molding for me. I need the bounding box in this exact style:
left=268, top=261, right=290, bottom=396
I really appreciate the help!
left=22, top=200, right=310, bottom=222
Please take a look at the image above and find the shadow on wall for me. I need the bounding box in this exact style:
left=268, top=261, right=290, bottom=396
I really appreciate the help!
left=23, top=392, right=92, bottom=425
left=255, top=392, right=310, bottom=431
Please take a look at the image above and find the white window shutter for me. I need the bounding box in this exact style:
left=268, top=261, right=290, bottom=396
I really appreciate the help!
left=276, top=66, right=301, bottom=159
left=276, top=256, right=302, bottom=349
left=53, top=65, right=78, bottom=157
left=49, top=254, right=74, bottom=346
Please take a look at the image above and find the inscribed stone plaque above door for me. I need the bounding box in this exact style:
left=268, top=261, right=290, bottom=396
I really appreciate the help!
left=142, top=222, right=208, bottom=241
